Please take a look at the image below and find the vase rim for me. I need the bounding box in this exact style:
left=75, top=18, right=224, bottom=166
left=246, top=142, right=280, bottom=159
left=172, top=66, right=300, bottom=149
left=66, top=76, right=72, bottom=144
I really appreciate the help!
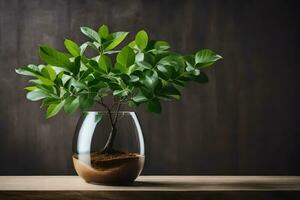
left=84, top=111, right=135, bottom=114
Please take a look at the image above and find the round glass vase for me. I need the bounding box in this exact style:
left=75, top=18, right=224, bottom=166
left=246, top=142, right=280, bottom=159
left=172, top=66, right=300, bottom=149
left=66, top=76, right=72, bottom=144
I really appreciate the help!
left=72, top=111, right=145, bottom=185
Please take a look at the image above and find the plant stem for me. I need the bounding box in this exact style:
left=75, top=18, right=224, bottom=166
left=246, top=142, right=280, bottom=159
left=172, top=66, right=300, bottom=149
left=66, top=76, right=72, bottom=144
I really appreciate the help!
left=113, top=101, right=121, bottom=126
left=97, top=98, right=114, bottom=128
left=97, top=98, right=122, bottom=154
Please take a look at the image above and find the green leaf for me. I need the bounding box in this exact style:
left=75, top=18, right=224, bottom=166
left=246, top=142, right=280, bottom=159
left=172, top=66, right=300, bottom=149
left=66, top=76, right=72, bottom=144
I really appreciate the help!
left=146, top=98, right=161, bottom=113
left=157, top=64, right=168, bottom=74
left=88, top=79, right=107, bottom=93
left=192, top=69, right=200, bottom=76
left=195, top=49, right=222, bottom=68
left=36, top=74, right=55, bottom=86
left=107, top=81, right=122, bottom=91
left=64, top=96, right=79, bottom=113
left=41, top=65, right=56, bottom=81
left=127, top=64, right=140, bottom=75
left=128, top=41, right=137, bottom=49
left=87, top=60, right=106, bottom=74
left=157, top=65, right=176, bottom=80
left=15, top=64, right=41, bottom=77
left=135, top=30, right=148, bottom=50
left=64, top=39, right=80, bottom=57
left=70, top=78, right=86, bottom=90
left=98, top=25, right=109, bottom=39
left=128, top=100, right=137, bottom=108
left=79, top=94, right=94, bottom=111
left=46, top=100, right=65, bottom=118
left=98, top=55, right=112, bottom=73
left=136, top=61, right=152, bottom=69
left=141, top=70, right=159, bottom=90
left=132, top=92, right=148, bottom=103
left=154, top=41, right=170, bottom=51
left=184, top=55, right=195, bottom=66
left=115, top=63, right=128, bottom=73
left=157, top=55, right=185, bottom=71
left=105, top=32, right=129, bottom=51
left=39, top=46, right=71, bottom=70
left=159, top=84, right=181, bottom=100
left=103, top=50, right=120, bottom=55
left=119, top=74, right=131, bottom=83
left=116, top=46, right=135, bottom=67
left=144, top=53, right=155, bottom=65
left=186, top=64, right=194, bottom=72
left=72, top=56, right=81, bottom=75
left=26, top=90, right=48, bottom=101
left=113, top=89, right=128, bottom=97
left=192, top=71, right=209, bottom=83
left=29, top=79, right=43, bottom=85
left=36, top=85, right=57, bottom=96
left=135, top=52, right=144, bottom=62
left=80, top=27, right=101, bottom=43
left=60, top=73, right=72, bottom=85
left=130, top=75, right=139, bottom=82
left=79, top=43, right=89, bottom=55
left=24, top=86, right=37, bottom=91
left=41, top=98, right=60, bottom=108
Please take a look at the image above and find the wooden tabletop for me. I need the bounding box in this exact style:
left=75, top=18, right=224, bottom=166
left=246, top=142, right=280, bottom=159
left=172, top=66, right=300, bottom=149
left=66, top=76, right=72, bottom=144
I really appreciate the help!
left=1, top=176, right=300, bottom=200
left=0, top=176, right=300, bottom=191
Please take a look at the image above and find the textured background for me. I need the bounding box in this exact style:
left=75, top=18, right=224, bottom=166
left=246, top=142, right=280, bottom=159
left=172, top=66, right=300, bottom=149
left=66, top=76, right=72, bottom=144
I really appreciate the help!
left=0, top=0, right=299, bottom=175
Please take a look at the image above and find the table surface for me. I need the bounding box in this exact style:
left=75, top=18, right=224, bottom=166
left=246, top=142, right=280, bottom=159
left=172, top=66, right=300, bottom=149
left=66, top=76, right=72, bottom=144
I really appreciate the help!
left=0, top=176, right=300, bottom=191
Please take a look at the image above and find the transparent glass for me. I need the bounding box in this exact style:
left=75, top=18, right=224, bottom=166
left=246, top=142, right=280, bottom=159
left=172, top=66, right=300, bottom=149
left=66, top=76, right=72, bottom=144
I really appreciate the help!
left=72, top=111, right=145, bottom=185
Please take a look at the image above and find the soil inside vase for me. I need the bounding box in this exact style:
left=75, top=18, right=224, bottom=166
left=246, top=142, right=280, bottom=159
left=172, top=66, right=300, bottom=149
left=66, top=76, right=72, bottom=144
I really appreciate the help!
left=72, top=152, right=144, bottom=184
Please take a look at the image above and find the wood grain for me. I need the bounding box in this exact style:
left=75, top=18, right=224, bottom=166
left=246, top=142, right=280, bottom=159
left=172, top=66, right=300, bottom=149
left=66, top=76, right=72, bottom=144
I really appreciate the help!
left=1, top=191, right=300, bottom=200
left=0, top=176, right=300, bottom=191
left=1, top=176, right=300, bottom=200
left=0, top=0, right=299, bottom=175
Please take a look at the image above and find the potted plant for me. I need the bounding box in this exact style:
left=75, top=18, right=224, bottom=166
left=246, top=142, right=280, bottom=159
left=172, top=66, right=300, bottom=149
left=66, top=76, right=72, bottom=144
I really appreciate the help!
left=15, top=25, right=222, bottom=185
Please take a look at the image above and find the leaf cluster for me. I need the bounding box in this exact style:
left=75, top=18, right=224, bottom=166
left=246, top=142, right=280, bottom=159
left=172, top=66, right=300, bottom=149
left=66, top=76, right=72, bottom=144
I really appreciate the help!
left=16, top=25, right=222, bottom=118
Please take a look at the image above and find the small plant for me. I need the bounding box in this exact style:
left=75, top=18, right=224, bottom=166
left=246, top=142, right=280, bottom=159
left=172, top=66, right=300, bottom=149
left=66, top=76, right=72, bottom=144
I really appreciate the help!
left=16, top=25, right=222, bottom=153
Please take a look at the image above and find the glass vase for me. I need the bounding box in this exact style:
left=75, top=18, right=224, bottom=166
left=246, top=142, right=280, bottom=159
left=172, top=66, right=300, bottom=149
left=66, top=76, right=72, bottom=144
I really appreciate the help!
left=72, top=111, right=145, bottom=185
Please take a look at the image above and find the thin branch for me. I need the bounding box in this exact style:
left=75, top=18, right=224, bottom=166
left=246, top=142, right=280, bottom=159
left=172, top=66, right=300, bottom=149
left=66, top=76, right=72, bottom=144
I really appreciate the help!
left=113, top=101, right=122, bottom=127
left=109, top=100, right=118, bottom=110
left=97, top=98, right=114, bottom=127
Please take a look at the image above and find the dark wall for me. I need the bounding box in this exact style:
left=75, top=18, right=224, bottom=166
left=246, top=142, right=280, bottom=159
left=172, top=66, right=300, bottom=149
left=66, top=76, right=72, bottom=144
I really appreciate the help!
left=0, top=0, right=299, bottom=175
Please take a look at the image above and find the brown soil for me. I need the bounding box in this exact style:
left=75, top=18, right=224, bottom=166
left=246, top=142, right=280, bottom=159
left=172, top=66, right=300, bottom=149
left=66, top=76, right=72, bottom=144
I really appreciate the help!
left=73, top=152, right=144, bottom=185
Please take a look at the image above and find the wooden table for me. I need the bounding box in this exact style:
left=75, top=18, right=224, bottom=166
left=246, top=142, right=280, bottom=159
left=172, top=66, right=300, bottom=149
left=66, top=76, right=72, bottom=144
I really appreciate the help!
left=0, top=176, right=299, bottom=199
